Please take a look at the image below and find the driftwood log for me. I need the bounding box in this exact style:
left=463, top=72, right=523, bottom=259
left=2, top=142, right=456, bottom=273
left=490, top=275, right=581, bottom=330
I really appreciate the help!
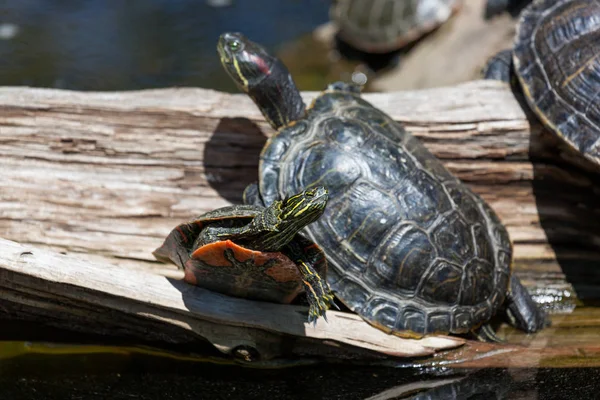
left=1, top=81, right=600, bottom=366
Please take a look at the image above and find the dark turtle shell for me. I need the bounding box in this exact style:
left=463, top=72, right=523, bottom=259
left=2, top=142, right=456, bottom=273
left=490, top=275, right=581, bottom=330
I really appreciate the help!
left=330, top=0, right=461, bottom=53
left=153, top=205, right=327, bottom=304
left=513, top=0, right=600, bottom=166
left=257, top=84, right=512, bottom=338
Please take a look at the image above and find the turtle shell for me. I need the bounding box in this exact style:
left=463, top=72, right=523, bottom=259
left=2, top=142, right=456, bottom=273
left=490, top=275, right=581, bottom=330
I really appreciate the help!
left=257, top=86, right=512, bottom=337
left=330, top=0, right=461, bottom=53
left=153, top=205, right=327, bottom=304
left=513, top=0, right=600, bottom=166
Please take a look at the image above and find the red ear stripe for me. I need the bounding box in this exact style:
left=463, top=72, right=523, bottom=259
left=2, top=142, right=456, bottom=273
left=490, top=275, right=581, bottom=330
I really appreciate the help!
left=249, top=53, right=272, bottom=76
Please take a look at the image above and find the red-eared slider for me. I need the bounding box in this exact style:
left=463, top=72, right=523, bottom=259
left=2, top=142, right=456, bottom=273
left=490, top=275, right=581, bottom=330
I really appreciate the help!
left=483, top=0, right=600, bottom=166
left=330, top=0, right=461, bottom=54
left=153, top=187, right=335, bottom=322
left=218, top=32, right=547, bottom=339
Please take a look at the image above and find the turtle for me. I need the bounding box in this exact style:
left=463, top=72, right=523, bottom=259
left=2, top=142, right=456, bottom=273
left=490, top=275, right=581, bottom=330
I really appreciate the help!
left=483, top=0, right=600, bottom=167
left=152, top=186, right=335, bottom=323
left=217, top=32, right=547, bottom=340
left=330, top=0, right=462, bottom=54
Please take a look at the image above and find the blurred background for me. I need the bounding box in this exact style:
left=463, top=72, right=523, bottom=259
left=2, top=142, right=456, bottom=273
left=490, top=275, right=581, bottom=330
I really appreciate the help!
left=0, top=0, right=331, bottom=93
left=0, top=0, right=522, bottom=94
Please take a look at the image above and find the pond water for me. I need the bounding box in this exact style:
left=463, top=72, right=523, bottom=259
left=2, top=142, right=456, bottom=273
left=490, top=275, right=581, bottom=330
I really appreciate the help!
left=1, top=340, right=599, bottom=400
left=0, top=0, right=331, bottom=93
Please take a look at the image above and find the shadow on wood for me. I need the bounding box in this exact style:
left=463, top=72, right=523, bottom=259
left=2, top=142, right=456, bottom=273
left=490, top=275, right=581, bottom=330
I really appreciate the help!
left=523, top=95, right=600, bottom=308
left=204, top=117, right=267, bottom=204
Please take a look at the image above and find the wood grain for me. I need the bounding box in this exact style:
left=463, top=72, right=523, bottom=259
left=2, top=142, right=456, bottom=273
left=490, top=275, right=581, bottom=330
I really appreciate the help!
left=0, top=236, right=464, bottom=360
left=1, top=81, right=599, bottom=312
left=2, top=81, right=600, bottom=365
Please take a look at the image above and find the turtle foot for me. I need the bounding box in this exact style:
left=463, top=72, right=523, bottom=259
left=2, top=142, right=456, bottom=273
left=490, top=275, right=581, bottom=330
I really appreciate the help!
left=304, top=276, right=336, bottom=324
left=470, top=323, right=505, bottom=343
left=505, top=275, right=550, bottom=333
left=482, top=49, right=513, bottom=82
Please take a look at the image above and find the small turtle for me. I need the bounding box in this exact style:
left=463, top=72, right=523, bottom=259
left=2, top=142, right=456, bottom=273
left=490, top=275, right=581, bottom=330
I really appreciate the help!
left=483, top=0, right=600, bottom=166
left=153, top=187, right=335, bottom=322
left=218, top=32, right=547, bottom=340
left=330, top=0, right=462, bottom=54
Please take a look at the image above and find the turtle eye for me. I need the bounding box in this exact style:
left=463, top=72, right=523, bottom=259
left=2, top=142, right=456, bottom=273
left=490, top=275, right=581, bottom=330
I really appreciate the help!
left=228, top=39, right=242, bottom=53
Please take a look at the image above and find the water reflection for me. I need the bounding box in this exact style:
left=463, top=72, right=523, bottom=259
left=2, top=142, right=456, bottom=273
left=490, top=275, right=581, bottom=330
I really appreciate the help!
left=0, top=0, right=329, bottom=92
left=0, top=342, right=598, bottom=400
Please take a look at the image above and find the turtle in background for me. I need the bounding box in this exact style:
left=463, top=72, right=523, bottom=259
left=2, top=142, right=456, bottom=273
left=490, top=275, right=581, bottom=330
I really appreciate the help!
left=217, top=31, right=547, bottom=340
left=153, top=187, right=336, bottom=323
left=329, top=0, right=462, bottom=72
left=330, top=0, right=462, bottom=54
left=483, top=0, right=600, bottom=167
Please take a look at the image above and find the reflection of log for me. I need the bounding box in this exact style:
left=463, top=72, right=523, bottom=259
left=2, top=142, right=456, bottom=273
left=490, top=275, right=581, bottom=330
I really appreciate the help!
left=1, top=82, right=600, bottom=364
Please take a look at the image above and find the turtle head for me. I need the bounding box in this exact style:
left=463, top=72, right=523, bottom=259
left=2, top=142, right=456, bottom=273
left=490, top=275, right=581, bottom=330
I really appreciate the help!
left=250, top=186, right=328, bottom=251
left=218, top=32, right=306, bottom=131
left=278, top=186, right=328, bottom=227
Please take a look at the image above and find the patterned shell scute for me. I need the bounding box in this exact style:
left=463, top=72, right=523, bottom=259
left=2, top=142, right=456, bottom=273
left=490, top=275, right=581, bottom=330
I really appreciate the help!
left=513, top=0, right=600, bottom=166
left=259, top=89, right=511, bottom=336
left=331, top=0, right=460, bottom=53
left=369, top=224, right=436, bottom=293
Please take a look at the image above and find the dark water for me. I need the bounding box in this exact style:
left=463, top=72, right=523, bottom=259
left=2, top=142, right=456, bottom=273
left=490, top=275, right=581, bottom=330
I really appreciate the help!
left=0, top=0, right=329, bottom=92
left=1, top=341, right=598, bottom=400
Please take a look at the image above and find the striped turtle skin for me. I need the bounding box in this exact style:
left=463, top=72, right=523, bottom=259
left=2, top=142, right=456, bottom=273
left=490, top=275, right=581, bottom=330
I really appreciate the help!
left=153, top=187, right=335, bottom=323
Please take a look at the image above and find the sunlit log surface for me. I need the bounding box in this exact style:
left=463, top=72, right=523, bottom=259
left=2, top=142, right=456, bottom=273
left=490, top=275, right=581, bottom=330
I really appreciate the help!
left=1, top=82, right=599, bottom=366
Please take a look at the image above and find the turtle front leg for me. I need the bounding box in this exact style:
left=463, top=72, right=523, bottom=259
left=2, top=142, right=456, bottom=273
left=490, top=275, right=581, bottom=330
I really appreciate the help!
left=297, top=259, right=336, bottom=324
left=482, top=49, right=513, bottom=82
left=286, top=241, right=336, bottom=323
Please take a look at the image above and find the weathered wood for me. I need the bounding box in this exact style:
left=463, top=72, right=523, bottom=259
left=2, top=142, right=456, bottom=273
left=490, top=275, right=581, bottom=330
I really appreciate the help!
left=0, top=237, right=464, bottom=361
left=423, top=308, right=600, bottom=368
left=1, top=231, right=599, bottom=368
left=1, top=82, right=599, bottom=310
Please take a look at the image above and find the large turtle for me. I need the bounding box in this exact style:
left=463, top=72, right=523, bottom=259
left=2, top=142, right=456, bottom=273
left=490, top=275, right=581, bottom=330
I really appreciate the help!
left=330, top=0, right=462, bottom=54
left=153, top=186, right=335, bottom=322
left=483, top=0, right=600, bottom=167
left=217, top=32, right=547, bottom=339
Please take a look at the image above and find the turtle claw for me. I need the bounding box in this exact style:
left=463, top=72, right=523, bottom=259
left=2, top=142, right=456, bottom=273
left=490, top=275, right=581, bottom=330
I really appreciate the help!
left=305, top=288, right=336, bottom=324
left=304, top=278, right=339, bottom=325
left=331, top=300, right=341, bottom=311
